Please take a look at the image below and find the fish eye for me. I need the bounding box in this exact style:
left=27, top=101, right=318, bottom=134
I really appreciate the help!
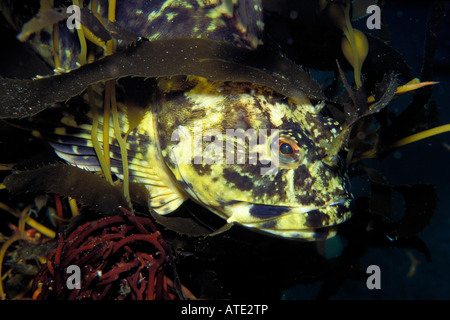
left=278, top=138, right=301, bottom=163
left=280, top=142, right=294, bottom=155
left=280, top=142, right=294, bottom=156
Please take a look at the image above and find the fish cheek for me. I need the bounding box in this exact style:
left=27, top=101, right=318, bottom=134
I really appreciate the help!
left=222, top=167, right=254, bottom=192
left=259, top=170, right=288, bottom=203
left=293, top=164, right=312, bottom=188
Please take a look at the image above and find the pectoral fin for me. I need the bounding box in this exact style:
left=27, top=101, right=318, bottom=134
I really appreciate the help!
left=147, top=184, right=186, bottom=215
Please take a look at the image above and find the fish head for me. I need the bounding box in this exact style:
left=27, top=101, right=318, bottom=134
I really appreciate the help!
left=157, top=76, right=353, bottom=240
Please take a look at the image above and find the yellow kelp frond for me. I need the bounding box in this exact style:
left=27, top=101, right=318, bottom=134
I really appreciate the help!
left=106, top=0, right=116, bottom=55
left=0, top=198, right=55, bottom=300
left=0, top=233, right=21, bottom=300
left=82, top=24, right=107, bottom=49
left=391, top=124, right=450, bottom=148
left=367, top=78, right=439, bottom=104
left=356, top=124, right=450, bottom=161
left=68, top=197, right=80, bottom=217
left=88, top=86, right=113, bottom=184
left=394, top=78, right=439, bottom=95
left=52, top=22, right=60, bottom=68
left=0, top=202, right=56, bottom=239
left=18, top=204, right=33, bottom=239
left=102, top=83, right=112, bottom=176
left=72, top=0, right=87, bottom=66
left=325, top=0, right=369, bottom=88
left=341, top=28, right=369, bottom=88
left=110, top=81, right=132, bottom=211
left=106, top=0, right=132, bottom=209
left=75, top=0, right=127, bottom=209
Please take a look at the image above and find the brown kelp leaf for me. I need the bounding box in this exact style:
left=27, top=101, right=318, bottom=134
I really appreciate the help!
left=378, top=98, right=439, bottom=156
left=351, top=0, right=378, bottom=21
left=146, top=197, right=231, bottom=237
left=364, top=167, right=392, bottom=219
left=366, top=72, right=398, bottom=117
left=421, top=2, right=446, bottom=87
left=364, top=167, right=436, bottom=238
left=17, top=7, right=69, bottom=42
left=0, top=37, right=324, bottom=119
left=387, top=184, right=437, bottom=238
left=148, top=208, right=219, bottom=237
left=106, top=20, right=141, bottom=44
left=18, top=6, right=112, bottom=43
left=2, top=163, right=219, bottom=236
left=364, top=33, right=413, bottom=84
left=78, top=7, right=112, bottom=43
left=346, top=72, right=397, bottom=127
left=3, top=163, right=128, bottom=214
left=377, top=4, right=444, bottom=148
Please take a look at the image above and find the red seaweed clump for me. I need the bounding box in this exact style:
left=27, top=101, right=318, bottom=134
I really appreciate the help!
left=30, top=208, right=184, bottom=300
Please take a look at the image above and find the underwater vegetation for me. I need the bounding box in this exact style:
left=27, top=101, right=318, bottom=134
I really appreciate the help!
left=0, top=0, right=449, bottom=300
left=32, top=207, right=193, bottom=300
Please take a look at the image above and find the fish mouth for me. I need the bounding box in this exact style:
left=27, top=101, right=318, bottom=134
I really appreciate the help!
left=226, top=198, right=352, bottom=241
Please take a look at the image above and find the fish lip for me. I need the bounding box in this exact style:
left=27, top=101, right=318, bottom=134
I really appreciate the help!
left=259, top=225, right=339, bottom=241
left=225, top=198, right=352, bottom=240
left=243, top=197, right=351, bottom=222
left=326, top=198, right=349, bottom=207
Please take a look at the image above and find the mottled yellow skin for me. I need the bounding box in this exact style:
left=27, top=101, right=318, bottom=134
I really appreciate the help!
left=16, top=0, right=352, bottom=240
left=152, top=76, right=353, bottom=239
left=50, top=75, right=352, bottom=240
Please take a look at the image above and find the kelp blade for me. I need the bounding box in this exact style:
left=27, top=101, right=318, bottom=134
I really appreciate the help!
left=0, top=38, right=324, bottom=119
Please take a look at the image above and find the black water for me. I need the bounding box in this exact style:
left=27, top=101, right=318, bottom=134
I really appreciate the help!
left=283, top=1, right=450, bottom=300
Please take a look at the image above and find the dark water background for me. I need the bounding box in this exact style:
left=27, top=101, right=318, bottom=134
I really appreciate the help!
left=0, top=0, right=448, bottom=301
left=283, top=1, right=450, bottom=299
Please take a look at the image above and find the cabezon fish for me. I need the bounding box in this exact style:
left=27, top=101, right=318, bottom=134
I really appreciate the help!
left=0, top=0, right=353, bottom=240
left=45, top=75, right=353, bottom=240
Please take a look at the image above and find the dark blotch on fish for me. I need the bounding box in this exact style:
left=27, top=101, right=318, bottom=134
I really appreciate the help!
left=293, top=165, right=312, bottom=187
left=261, top=220, right=278, bottom=229
left=305, top=209, right=330, bottom=228
left=250, top=205, right=290, bottom=219
left=223, top=168, right=254, bottom=191
left=193, top=163, right=212, bottom=175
